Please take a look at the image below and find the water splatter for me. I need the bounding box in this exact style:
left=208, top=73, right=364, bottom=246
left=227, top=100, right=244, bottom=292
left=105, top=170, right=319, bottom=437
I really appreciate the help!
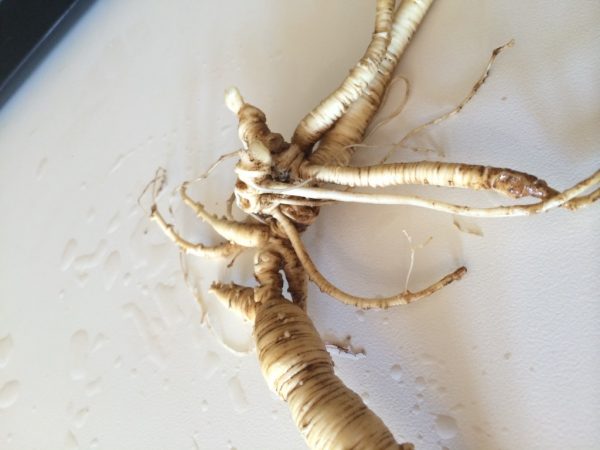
left=72, top=240, right=109, bottom=284
left=36, top=157, right=48, bottom=180
left=103, top=251, right=121, bottom=290
left=390, top=364, right=403, bottom=381
left=434, top=414, right=458, bottom=440
left=203, top=351, right=220, bottom=380
left=85, top=377, right=103, bottom=397
left=91, top=334, right=109, bottom=353
left=0, top=380, right=19, bottom=408
left=355, top=309, right=365, bottom=322
left=192, top=434, right=201, bottom=450
left=0, top=334, right=14, bottom=367
left=122, top=303, right=166, bottom=365
left=107, top=212, right=121, bottom=234
left=414, top=376, right=426, bottom=392
left=410, top=403, right=420, bottom=415
left=228, top=376, right=249, bottom=412
left=61, top=239, right=78, bottom=271
left=155, top=283, right=184, bottom=325
left=70, top=330, right=89, bottom=380
left=360, top=391, right=370, bottom=405
left=73, top=407, right=90, bottom=428
left=65, top=431, right=80, bottom=450
left=453, top=216, right=483, bottom=237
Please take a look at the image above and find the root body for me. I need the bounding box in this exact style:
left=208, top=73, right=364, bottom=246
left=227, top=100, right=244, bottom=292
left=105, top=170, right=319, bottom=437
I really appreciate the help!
left=255, top=297, right=412, bottom=450
left=147, top=0, right=598, bottom=448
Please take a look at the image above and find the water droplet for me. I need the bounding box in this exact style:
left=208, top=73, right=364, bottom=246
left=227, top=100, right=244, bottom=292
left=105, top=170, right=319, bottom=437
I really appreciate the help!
left=73, top=407, right=90, bottom=428
left=90, top=438, right=100, bottom=449
left=453, top=216, right=483, bottom=237
left=156, top=283, right=184, bottom=325
left=36, top=157, right=48, bottom=180
left=109, top=154, right=126, bottom=174
left=283, top=330, right=291, bottom=339
left=0, top=380, right=20, bottom=408
left=103, top=251, right=121, bottom=291
left=192, top=434, right=201, bottom=450
left=113, top=356, right=123, bottom=368
left=228, top=376, right=249, bottom=412
left=122, top=272, right=132, bottom=286
left=72, top=240, right=108, bottom=276
left=122, top=303, right=165, bottom=365
left=420, top=353, right=436, bottom=365
left=61, top=239, right=78, bottom=271
left=107, top=212, right=121, bottom=234
left=503, top=352, right=512, bottom=360
left=434, top=414, right=458, bottom=440
left=86, top=208, right=95, bottom=223
left=0, top=334, right=14, bottom=367
left=85, top=377, right=103, bottom=397
left=355, top=309, right=365, bottom=322
left=360, top=392, right=370, bottom=405
left=91, top=334, right=109, bottom=353
left=415, top=376, right=426, bottom=391
left=200, top=399, right=208, bottom=412
left=70, top=330, right=89, bottom=380
left=390, top=364, right=403, bottom=381
left=203, top=352, right=220, bottom=380
left=65, top=431, right=80, bottom=450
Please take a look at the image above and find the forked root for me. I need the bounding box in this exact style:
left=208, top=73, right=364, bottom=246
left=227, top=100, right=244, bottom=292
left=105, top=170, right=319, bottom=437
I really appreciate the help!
left=179, top=182, right=271, bottom=247
left=273, top=208, right=467, bottom=309
left=260, top=168, right=600, bottom=217
left=150, top=205, right=243, bottom=258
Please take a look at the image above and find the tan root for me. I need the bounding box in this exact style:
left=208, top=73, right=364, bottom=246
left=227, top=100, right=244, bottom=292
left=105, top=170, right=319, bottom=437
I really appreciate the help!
left=146, top=1, right=598, bottom=449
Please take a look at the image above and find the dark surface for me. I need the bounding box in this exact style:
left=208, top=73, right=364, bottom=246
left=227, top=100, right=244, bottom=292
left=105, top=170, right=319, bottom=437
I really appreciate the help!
left=0, top=0, right=96, bottom=108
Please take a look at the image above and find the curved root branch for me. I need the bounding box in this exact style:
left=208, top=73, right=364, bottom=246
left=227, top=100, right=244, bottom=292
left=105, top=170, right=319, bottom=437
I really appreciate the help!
left=150, top=205, right=242, bottom=258
left=381, top=39, right=515, bottom=164
left=274, top=208, right=466, bottom=309
left=180, top=182, right=270, bottom=247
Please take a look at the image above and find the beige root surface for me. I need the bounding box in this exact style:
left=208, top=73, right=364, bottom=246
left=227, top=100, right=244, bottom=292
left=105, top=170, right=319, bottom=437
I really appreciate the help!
left=148, top=0, right=599, bottom=448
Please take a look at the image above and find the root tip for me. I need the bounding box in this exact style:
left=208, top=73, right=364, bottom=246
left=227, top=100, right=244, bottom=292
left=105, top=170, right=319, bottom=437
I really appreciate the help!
left=225, top=86, right=244, bottom=114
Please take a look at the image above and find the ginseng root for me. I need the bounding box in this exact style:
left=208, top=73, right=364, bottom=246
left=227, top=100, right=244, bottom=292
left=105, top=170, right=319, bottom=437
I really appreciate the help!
left=147, top=0, right=599, bottom=448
